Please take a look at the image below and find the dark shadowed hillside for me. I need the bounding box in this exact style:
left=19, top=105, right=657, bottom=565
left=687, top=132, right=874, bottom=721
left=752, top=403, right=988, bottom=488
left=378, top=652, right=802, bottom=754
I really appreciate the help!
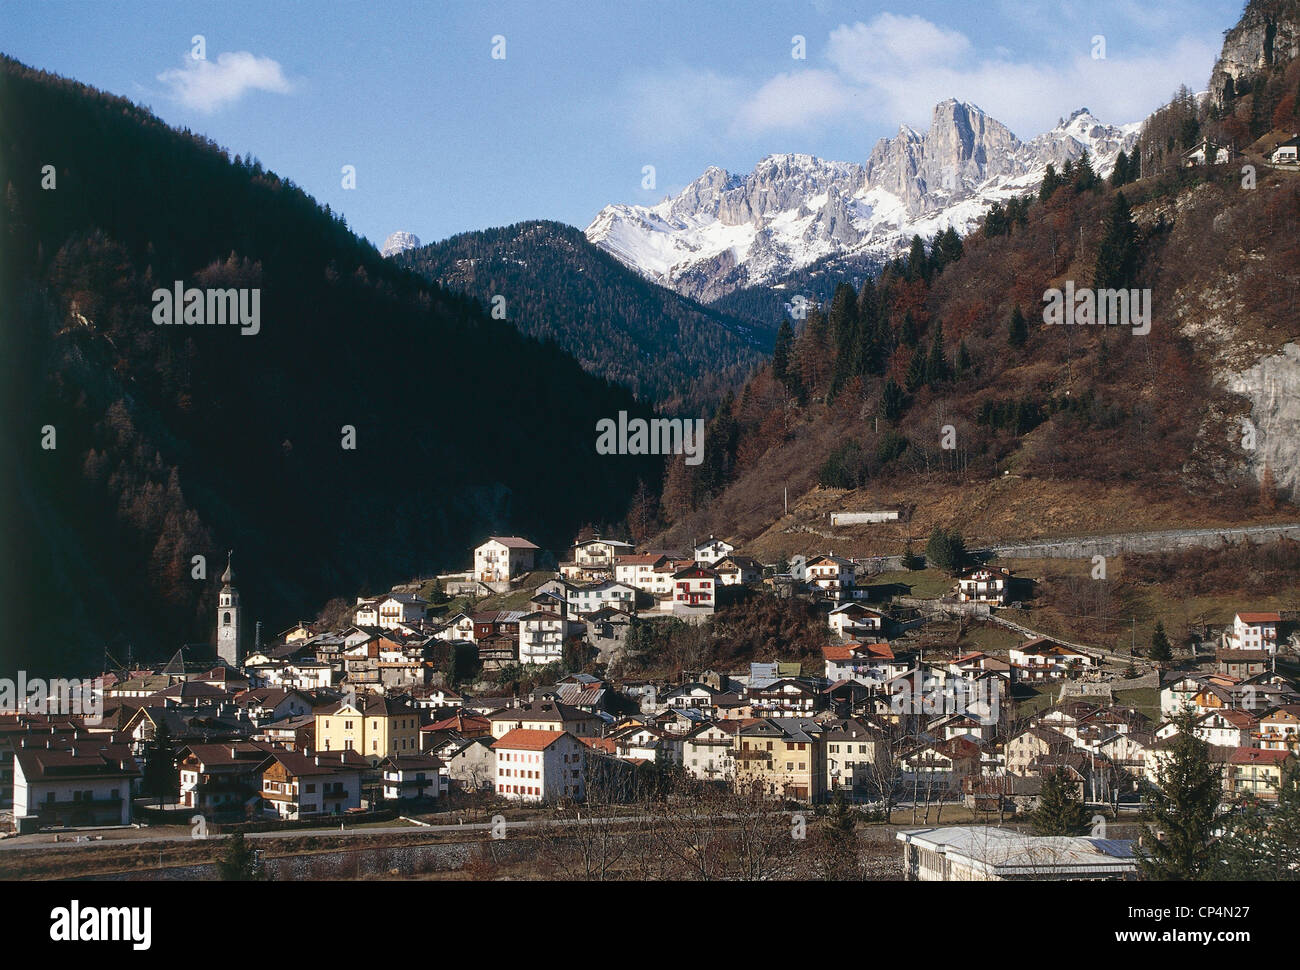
left=397, top=220, right=768, bottom=412
left=0, top=56, right=661, bottom=675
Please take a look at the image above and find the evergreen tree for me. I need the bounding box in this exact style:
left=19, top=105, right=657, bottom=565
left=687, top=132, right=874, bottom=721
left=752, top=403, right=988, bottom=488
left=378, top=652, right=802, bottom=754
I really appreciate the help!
left=855, top=278, right=883, bottom=377
left=901, top=541, right=924, bottom=571
left=904, top=347, right=926, bottom=394
left=880, top=378, right=905, bottom=421
left=143, top=720, right=179, bottom=809
left=828, top=283, right=860, bottom=397
left=1212, top=756, right=1300, bottom=880
left=1149, top=620, right=1173, bottom=664
left=899, top=312, right=919, bottom=348
left=1073, top=149, right=1098, bottom=191
left=1093, top=191, right=1140, bottom=291
left=428, top=577, right=448, bottom=604
left=772, top=318, right=795, bottom=389
left=1007, top=305, right=1028, bottom=348
left=217, top=831, right=264, bottom=881
left=983, top=202, right=1008, bottom=238
left=446, top=640, right=478, bottom=684
left=955, top=340, right=972, bottom=378
left=1039, top=163, right=1060, bottom=201
left=1110, top=149, right=1131, bottom=188
left=925, top=526, right=967, bottom=575
left=936, top=225, right=964, bottom=266
left=924, top=321, right=949, bottom=386
left=907, top=234, right=930, bottom=282
left=819, top=790, right=860, bottom=879
left=1031, top=768, right=1089, bottom=836
left=1138, top=709, right=1225, bottom=880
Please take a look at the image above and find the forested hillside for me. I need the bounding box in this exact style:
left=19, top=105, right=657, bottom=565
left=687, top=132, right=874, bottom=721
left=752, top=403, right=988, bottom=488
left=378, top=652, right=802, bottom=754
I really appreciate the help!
left=0, top=56, right=660, bottom=674
left=635, top=150, right=1300, bottom=553
left=397, top=220, right=767, bottom=412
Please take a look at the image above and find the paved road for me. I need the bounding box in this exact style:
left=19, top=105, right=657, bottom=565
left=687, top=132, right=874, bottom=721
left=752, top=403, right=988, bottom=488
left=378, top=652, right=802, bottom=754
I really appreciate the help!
left=0, top=812, right=672, bottom=853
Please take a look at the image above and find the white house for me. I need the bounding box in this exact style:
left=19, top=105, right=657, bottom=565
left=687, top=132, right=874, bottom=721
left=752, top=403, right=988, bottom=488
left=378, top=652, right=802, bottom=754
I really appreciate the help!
left=474, top=536, right=539, bottom=583
left=561, top=535, right=634, bottom=580
left=518, top=612, right=583, bottom=665
left=1182, top=137, right=1238, bottom=166
left=1269, top=135, right=1299, bottom=165
left=713, top=555, right=762, bottom=586
left=828, top=602, right=886, bottom=638
left=257, top=750, right=365, bottom=820
left=13, top=741, right=140, bottom=830
left=806, top=555, right=855, bottom=600
left=369, top=594, right=429, bottom=630
left=284, top=661, right=332, bottom=690
left=1008, top=638, right=1094, bottom=680
left=614, top=554, right=670, bottom=592
left=954, top=567, right=1009, bottom=605
left=823, top=641, right=899, bottom=685
left=380, top=754, right=448, bottom=802
left=574, top=535, right=634, bottom=566
left=693, top=536, right=735, bottom=565
left=436, top=612, right=477, bottom=643
left=567, top=580, right=637, bottom=616
left=1231, top=612, right=1280, bottom=653
left=660, top=565, right=717, bottom=616
left=681, top=722, right=735, bottom=781
left=492, top=729, right=587, bottom=802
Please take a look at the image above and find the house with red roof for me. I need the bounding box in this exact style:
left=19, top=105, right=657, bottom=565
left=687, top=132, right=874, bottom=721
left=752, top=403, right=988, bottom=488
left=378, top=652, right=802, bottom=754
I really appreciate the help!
left=491, top=728, right=587, bottom=802
left=1231, top=611, right=1281, bottom=653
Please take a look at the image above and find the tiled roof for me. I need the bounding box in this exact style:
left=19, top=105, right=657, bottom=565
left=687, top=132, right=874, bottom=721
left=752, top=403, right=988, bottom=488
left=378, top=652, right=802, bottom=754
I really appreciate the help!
left=492, top=728, right=572, bottom=751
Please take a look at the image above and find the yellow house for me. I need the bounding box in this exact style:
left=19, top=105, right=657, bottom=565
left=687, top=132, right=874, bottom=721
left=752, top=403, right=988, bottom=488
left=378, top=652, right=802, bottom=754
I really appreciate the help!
left=316, top=694, right=421, bottom=766
left=733, top=718, right=826, bottom=803
left=1229, top=747, right=1290, bottom=800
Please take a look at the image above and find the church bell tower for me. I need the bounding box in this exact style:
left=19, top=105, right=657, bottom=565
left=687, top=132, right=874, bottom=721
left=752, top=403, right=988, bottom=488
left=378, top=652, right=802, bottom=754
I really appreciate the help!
left=216, top=550, right=242, bottom=667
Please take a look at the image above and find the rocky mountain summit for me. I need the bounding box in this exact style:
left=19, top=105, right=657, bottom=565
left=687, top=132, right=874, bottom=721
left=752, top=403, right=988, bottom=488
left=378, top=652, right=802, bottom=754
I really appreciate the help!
left=380, top=230, right=422, bottom=257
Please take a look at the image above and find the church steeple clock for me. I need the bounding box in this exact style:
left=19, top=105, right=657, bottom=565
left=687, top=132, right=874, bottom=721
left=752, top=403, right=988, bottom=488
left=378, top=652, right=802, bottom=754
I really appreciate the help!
left=217, top=550, right=242, bottom=667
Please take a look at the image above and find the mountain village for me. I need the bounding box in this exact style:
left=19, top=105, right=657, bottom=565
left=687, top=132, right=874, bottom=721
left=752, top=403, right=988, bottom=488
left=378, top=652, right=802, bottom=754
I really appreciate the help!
left=3, top=527, right=1296, bottom=880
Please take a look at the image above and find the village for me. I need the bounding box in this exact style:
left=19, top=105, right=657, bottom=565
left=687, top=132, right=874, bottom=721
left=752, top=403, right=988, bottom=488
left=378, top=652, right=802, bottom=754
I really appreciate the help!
left=1, top=527, right=1297, bottom=881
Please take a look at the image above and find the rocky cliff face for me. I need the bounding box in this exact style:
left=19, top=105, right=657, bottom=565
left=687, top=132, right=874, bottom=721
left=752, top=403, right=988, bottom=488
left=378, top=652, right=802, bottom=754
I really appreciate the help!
left=864, top=100, right=1023, bottom=215
left=1225, top=343, right=1300, bottom=502
left=586, top=100, right=1138, bottom=302
left=1210, top=0, right=1300, bottom=108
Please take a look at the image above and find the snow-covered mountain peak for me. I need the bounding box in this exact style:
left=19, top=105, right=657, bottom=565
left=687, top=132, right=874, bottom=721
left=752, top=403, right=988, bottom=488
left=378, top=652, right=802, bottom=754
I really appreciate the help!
left=584, top=99, right=1140, bottom=303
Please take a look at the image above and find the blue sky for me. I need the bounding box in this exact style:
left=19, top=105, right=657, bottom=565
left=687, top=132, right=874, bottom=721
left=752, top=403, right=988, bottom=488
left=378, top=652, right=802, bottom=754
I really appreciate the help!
left=3, top=0, right=1240, bottom=247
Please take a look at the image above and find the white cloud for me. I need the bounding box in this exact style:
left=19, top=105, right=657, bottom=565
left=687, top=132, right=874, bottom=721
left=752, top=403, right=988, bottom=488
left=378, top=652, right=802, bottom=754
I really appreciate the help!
left=157, top=51, right=294, bottom=113
left=733, top=69, right=857, bottom=135
left=745, top=13, right=1218, bottom=139
left=827, top=14, right=973, bottom=83
left=618, top=66, right=749, bottom=148
left=613, top=11, right=1219, bottom=149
